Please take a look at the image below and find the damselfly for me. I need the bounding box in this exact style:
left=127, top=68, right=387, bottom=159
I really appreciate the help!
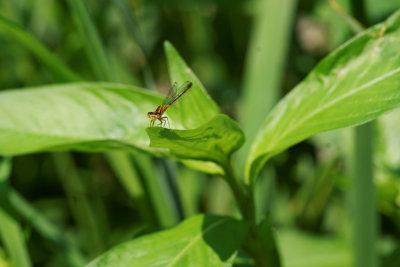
left=147, top=81, right=193, bottom=127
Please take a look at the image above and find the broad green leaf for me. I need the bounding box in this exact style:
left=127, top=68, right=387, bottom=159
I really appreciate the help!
left=146, top=115, right=244, bottom=166
left=245, top=10, right=400, bottom=183
left=164, top=41, right=219, bottom=129
left=0, top=83, right=232, bottom=174
left=87, top=214, right=249, bottom=267
left=0, top=83, right=217, bottom=157
left=0, top=83, right=159, bottom=155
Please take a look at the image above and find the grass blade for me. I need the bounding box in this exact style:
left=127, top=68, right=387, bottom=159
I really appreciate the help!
left=0, top=158, right=31, bottom=267
left=238, top=0, right=297, bottom=173
left=0, top=15, right=80, bottom=82
left=351, top=123, right=378, bottom=267
left=66, top=0, right=116, bottom=82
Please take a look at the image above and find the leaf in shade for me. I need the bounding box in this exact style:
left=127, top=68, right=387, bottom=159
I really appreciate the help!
left=146, top=115, right=244, bottom=167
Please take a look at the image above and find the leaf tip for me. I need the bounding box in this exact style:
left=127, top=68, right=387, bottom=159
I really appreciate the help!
left=163, top=40, right=175, bottom=53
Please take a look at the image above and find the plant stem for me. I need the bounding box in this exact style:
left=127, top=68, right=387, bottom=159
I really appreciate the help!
left=222, top=161, right=278, bottom=267
left=329, top=0, right=366, bottom=34
left=221, top=161, right=249, bottom=219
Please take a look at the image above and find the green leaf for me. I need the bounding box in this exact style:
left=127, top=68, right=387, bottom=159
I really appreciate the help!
left=0, top=83, right=232, bottom=174
left=146, top=115, right=244, bottom=166
left=0, top=83, right=162, bottom=156
left=87, top=214, right=250, bottom=267
left=164, top=41, right=219, bottom=129
left=245, top=10, right=400, bottom=183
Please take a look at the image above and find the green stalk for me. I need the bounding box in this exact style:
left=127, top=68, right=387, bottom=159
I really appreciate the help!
left=329, top=0, right=366, bottom=34
left=106, top=152, right=157, bottom=228
left=222, top=160, right=280, bottom=267
left=352, top=123, right=378, bottom=267
left=0, top=158, right=31, bottom=267
left=52, top=152, right=109, bottom=257
left=235, top=0, right=297, bottom=265
left=221, top=161, right=248, bottom=219
left=133, top=154, right=179, bottom=228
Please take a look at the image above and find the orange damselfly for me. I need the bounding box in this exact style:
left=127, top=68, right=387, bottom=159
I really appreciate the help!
left=147, top=81, right=193, bottom=127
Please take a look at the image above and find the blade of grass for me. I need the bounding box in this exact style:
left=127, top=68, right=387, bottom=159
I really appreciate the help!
left=0, top=15, right=81, bottom=82
left=351, top=123, right=378, bottom=267
left=114, top=0, right=155, bottom=88
left=238, top=0, right=297, bottom=175
left=65, top=0, right=116, bottom=82
left=329, top=0, right=366, bottom=34
left=105, top=152, right=157, bottom=228
left=0, top=158, right=31, bottom=267
left=52, top=152, right=109, bottom=257
left=132, top=153, right=180, bottom=228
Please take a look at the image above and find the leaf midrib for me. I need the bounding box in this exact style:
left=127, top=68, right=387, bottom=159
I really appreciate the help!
left=265, top=66, right=400, bottom=154
left=166, top=218, right=229, bottom=267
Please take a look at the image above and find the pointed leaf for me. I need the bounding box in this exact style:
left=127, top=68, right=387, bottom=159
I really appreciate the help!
left=87, top=214, right=250, bottom=267
left=246, top=10, right=400, bottom=183
left=164, top=41, right=219, bottom=129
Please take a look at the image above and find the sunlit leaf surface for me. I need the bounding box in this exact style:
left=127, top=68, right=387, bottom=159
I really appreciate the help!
left=246, top=11, right=400, bottom=183
left=87, top=214, right=249, bottom=267
left=0, top=82, right=212, bottom=156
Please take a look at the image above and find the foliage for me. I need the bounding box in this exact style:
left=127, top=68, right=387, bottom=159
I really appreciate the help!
left=0, top=0, right=400, bottom=266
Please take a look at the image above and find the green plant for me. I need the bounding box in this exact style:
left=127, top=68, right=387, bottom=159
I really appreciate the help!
left=2, top=3, right=400, bottom=267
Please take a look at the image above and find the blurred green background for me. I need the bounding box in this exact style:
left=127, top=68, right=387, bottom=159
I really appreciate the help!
left=0, top=0, right=400, bottom=266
